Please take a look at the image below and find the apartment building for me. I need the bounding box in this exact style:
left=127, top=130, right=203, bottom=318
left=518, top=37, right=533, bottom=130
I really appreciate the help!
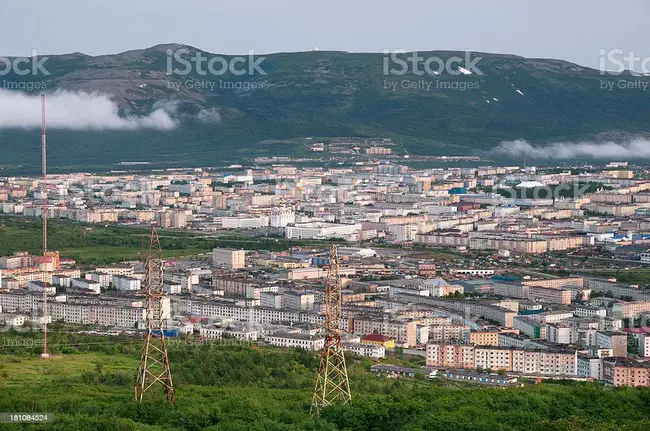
left=200, top=325, right=258, bottom=341
left=352, top=318, right=418, bottom=347
left=586, top=279, right=650, bottom=301
left=113, top=275, right=141, bottom=291
left=212, top=248, right=246, bottom=269
left=603, top=358, right=650, bottom=387
left=528, top=286, right=572, bottom=305
left=612, top=301, right=650, bottom=318
left=577, top=356, right=604, bottom=380
left=0, top=291, right=167, bottom=327
left=638, top=335, right=650, bottom=358
left=574, top=305, right=607, bottom=318
left=160, top=211, right=188, bottom=229
left=513, top=316, right=546, bottom=339
left=596, top=332, right=628, bottom=357
left=95, top=266, right=135, bottom=277
left=86, top=272, right=112, bottom=288
left=426, top=344, right=578, bottom=376
left=282, top=291, right=315, bottom=311
left=263, top=332, right=325, bottom=351
left=469, top=331, right=500, bottom=346
left=2, top=268, right=80, bottom=288
left=429, top=324, right=470, bottom=344
left=171, top=297, right=347, bottom=329
left=427, top=344, right=476, bottom=368
left=27, top=281, right=56, bottom=295
left=522, top=278, right=584, bottom=290
left=285, top=222, right=362, bottom=240
left=469, top=232, right=548, bottom=254
left=546, top=324, right=578, bottom=345
left=71, top=278, right=101, bottom=294
left=344, top=342, right=385, bottom=359
left=398, top=295, right=517, bottom=328
left=219, top=216, right=269, bottom=229
left=260, top=292, right=283, bottom=309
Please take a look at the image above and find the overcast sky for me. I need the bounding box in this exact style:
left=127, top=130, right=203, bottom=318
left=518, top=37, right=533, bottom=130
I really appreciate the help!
left=3, top=0, right=648, bottom=69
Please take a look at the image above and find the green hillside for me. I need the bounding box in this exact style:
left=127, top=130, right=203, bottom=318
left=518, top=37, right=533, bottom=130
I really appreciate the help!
left=1, top=45, right=649, bottom=172
left=1, top=331, right=650, bottom=430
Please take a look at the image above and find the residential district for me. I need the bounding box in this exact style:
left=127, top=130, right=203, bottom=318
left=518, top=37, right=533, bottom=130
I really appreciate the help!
left=2, top=159, right=650, bottom=387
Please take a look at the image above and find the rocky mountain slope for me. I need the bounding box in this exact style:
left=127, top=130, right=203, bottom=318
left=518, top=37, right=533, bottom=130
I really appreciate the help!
left=1, top=44, right=648, bottom=171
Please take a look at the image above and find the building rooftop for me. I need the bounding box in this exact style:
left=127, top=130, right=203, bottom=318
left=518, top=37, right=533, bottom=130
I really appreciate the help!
left=361, top=334, right=395, bottom=343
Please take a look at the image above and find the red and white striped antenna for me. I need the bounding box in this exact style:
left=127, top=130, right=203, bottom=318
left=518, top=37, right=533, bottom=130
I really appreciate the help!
left=41, top=93, right=50, bottom=359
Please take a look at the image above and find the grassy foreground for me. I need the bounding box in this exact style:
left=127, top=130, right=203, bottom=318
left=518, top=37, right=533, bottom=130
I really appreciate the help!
left=1, top=331, right=650, bottom=431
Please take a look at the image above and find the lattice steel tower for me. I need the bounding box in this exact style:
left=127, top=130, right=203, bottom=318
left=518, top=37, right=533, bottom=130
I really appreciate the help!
left=311, top=245, right=351, bottom=415
left=135, top=228, right=175, bottom=404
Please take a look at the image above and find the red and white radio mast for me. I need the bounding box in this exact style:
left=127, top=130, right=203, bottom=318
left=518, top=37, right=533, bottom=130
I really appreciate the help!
left=41, top=93, right=50, bottom=359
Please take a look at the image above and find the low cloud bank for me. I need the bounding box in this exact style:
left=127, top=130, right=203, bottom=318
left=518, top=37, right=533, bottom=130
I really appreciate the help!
left=495, top=138, right=650, bottom=159
left=0, top=89, right=178, bottom=131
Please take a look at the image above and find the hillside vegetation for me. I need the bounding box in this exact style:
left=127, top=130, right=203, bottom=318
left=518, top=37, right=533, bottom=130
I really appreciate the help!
left=1, top=45, right=650, bottom=172
left=1, top=331, right=650, bottom=430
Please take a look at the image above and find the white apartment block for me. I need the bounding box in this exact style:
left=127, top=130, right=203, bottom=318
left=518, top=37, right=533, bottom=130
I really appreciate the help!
left=260, top=292, right=283, bottom=309
left=344, top=342, right=385, bottom=359
left=171, top=298, right=341, bottom=328
left=264, top=332, right=325, bottom=350
left=95, top=266, right=135, bottom=277
left=164, top=283, right=182, bottom=295
left=51, top=275, right=72, bottom=288
left=0, top=291, right=148, bottom=327
left=405, top=296, right=517, bottom=328
left=285, top=223, right=362, bottom=240
left=200, top=325, right=258, bottom=341
left=212, top=248, right=246, bottom=269
left=27, top=281, right=56, bottom=295
left=639, top=335, right=650, bottom=358
left=450, top=269, right=495, bottom=277
left=282, top=291, right=315, bottom=311
left=86, top=272, right=112, bottom=288
left=546, top=324, right=578, bottom=345
left=574, top=306, right=607, bottom=318
left=586, top=279, right=650, bottom=302
left=577, top=356, right=604, bottom=380
left=113, top=275, right=142, bottom=291
left=219, top=216, right=269, bottom=229
left=71, top=278, right=101, bottom=294
left=165, top=272, right=198, bottom=292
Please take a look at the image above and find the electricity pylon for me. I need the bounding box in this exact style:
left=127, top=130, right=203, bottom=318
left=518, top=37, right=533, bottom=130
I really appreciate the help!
left=311, top=245, right=351, bottom=415
left=135, top=228, right=175, bottom=404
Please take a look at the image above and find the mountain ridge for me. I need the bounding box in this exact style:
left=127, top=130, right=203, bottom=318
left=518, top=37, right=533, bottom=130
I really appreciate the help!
left=0, top=44, right=648, bottom=172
